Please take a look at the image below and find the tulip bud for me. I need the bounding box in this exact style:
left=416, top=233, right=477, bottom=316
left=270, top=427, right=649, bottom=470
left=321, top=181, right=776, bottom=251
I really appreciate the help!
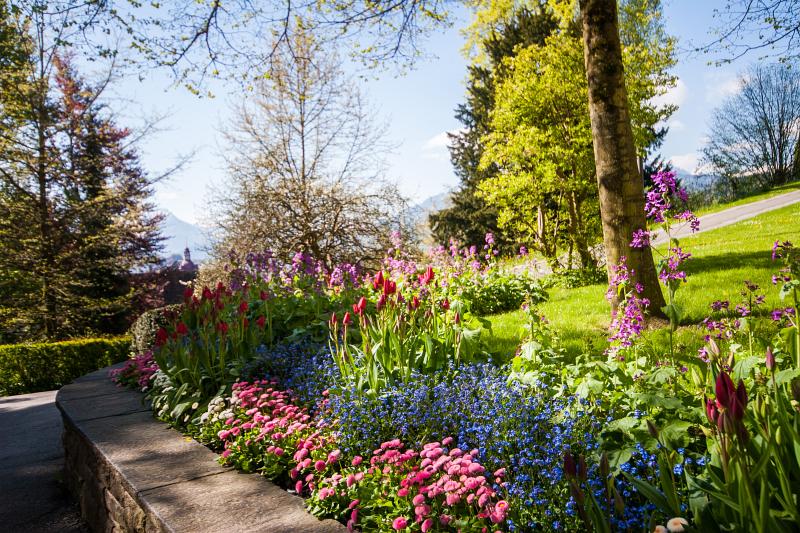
left=599, top=452, right=609, bottom=478
left=563, top=452, right=576, bottom=478
left=577, top=454, right=588, bottom=481
left=732, top=380, right=748, bottom=421
left=765, top=347, right=775, bottom=371
left=343, top=312, right=352, bottom=326
left=715, top=372, right=735, bottom=410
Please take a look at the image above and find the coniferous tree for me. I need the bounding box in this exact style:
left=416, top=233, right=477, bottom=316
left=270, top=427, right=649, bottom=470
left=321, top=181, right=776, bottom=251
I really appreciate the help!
left=429, top=5, right=557, bottom=251
left=0, top=9, right=163, bottom=342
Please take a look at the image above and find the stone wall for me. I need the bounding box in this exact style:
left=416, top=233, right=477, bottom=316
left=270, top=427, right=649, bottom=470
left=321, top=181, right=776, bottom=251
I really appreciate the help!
left=57, top=365, right=345, bottom=533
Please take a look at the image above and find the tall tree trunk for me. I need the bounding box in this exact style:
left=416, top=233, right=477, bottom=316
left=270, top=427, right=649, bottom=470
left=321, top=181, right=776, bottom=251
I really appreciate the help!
left=567, top=190, right=593, bottom=268
left=579, top=0, right=665, bottom=316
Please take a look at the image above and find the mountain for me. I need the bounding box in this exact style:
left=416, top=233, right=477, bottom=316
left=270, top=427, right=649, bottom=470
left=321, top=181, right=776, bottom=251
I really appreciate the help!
left=160, top=211, right=210, bottom=261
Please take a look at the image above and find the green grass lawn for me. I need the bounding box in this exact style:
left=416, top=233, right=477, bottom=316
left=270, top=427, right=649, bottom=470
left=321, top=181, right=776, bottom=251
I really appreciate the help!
left=482, top=201, right=800, bottom=360
left=693, top=180, right=800, bottom=217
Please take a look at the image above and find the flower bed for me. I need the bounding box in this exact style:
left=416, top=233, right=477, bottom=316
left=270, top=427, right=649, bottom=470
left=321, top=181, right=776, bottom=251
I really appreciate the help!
left=114, top=172, right=800, bottom=532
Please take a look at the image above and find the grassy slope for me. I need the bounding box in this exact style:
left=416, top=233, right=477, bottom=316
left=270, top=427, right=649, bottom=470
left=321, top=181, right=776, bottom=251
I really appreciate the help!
left=693, top=181, right=800, bottom=216
left=483, top=201, right=800, bottom=359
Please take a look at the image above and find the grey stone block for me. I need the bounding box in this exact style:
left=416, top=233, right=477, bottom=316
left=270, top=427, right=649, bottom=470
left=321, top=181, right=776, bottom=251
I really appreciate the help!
left=58, top=366, right=346, bottom=533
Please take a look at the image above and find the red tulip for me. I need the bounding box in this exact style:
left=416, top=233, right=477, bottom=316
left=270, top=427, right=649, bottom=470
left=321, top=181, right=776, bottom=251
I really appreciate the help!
left=372, top=271, right=384, bottom=291
left=328, top=312, right=337, bottom=329
left=409, top=296, right=420, bottom=311
left=260, top=290, right=269, bottom=301
left=418, top=266, right=435, bottom=286
left=176, top=322, right=189, bottom=336
left=202, top=286, right=213, bottom=300
left=256, top=316, right=266, bottom=328
left=238, top=301, right=249, bottom=314
left=216, top=321, right=229, bottom=335
left=731, top=380, right=748, bottom=421
left=563, top=452, right=577, bottom=478
left=453, top=312, right=460, bottom=324
left=376, top=294, right=387, bottom=311
left=715, top=371, right=735, bottom=411
left=343, top=312, right=352, bottom=326
left=382, top=278, right=396, bottom=296
left=441, top=298, right=450, bottom=311
left=705, top=397, right=719, bottom=425
left=155, top=327, right=168, bottom=347
left=183, top=287, right=194, bottom=301
left=353, top=297, right=367, bottom=316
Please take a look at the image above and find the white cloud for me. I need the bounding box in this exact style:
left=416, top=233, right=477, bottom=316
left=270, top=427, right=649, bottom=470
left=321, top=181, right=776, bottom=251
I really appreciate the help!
left=652, top=78, right=687, bottom=109
left=424, top=131, right=452, bottom=150
left=667, top=119, right=685, bottom=132
left=422, top=128, right=465, bottom=160
left=704, top=72, right=742, bottom=103
left=669, top=152, right=700, bottom=173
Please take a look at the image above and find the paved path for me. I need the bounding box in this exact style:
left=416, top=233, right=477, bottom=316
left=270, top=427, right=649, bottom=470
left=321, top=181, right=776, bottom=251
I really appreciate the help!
left=0, top=390, right=88, bottom=533
left=653, top=188, right=800, bottom=244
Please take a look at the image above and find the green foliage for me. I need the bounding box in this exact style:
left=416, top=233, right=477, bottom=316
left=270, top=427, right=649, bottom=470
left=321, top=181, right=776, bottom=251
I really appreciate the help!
left=129, top=305, right=182, bottom=355
left=544, top=266, right=608, bottom=289
left=0, top=22, right=164, bottom=342
left=429, top=4, right=557, bottom=250
left=476, top=0, right=675, bottom=266
left=0, top=336, right=130, bottom=395
left=330, top=270, right=487, bottom=394
left=459, top=271, right=547, bottom=315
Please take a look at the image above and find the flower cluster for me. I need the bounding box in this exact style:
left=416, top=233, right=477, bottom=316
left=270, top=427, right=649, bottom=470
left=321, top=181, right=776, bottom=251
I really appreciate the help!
left=606, top=258, right=649, bottom=358
left=311, top=437, right=509, bottom=532
left=109, top=351, right=158, bottom=390
left=631, top=170, right=699, bottom=249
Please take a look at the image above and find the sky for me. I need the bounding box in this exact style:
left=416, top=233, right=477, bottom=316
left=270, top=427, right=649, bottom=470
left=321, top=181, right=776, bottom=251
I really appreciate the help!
left=110, top=0, right=754, bottom=225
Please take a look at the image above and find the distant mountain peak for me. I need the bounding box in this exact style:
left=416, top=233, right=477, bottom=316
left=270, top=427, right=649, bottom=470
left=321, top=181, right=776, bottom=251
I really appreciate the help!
left=160, top=210, right=210, bottom=261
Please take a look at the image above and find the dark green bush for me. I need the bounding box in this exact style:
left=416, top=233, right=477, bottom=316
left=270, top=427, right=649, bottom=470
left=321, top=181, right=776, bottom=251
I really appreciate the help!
left=129, top=304, right=181, bottom=354
left=543, top=266, right=607, bottom=289
left=0, top=337, right=130, bottom=396
left=461, top=273, right=548, bottom=316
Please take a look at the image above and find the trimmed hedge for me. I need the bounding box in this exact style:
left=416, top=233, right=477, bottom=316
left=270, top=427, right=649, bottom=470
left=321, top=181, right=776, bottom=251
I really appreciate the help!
left=129, top=304, right=181, bottom=355
left=0, top=337, right=130, bottom=396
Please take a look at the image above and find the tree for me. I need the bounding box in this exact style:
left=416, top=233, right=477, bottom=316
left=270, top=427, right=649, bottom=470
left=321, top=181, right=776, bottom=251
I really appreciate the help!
left=210, top=27, right=407, bottom=269
left=429, top=5, right=557, bottom=251
left=701, top=62, right=800, bottom=194
left=709, top=1, right=800, bottom=63
left=478, top=0, right=675, bottom=270
left=579, top=0, right=666, bottom=313
left=0, top=7, right=164, bottom=342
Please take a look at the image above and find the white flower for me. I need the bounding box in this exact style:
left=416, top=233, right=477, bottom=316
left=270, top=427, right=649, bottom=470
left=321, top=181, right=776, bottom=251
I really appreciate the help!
left=667, top=517, right=689, bottom=532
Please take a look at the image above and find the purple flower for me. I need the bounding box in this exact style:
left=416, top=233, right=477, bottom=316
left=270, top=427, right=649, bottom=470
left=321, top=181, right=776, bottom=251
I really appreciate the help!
left=629, top=229, right=651, bottom=249
left=485, top=232, right=495, bottom=246
left=710, top=300, right=729, bottom=312
left=519, top=246, right=528, bottom=257
left=658, top=246, right=691, bottom=283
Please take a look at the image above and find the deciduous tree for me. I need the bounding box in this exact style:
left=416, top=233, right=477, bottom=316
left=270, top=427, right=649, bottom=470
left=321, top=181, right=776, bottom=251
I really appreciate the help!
left=210, top=27, right=407, bottom=269
left=701, top=62, right=800, bottom=194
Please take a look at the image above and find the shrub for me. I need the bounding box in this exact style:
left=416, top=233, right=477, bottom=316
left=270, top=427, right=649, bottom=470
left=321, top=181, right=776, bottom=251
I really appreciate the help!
left=543, top=265, right=607, bottom=289
left=128, top=304, right=182, bottom=354
left=0, top=337, right=130, bottom=395
left=460, top=272, right=547, bottom=315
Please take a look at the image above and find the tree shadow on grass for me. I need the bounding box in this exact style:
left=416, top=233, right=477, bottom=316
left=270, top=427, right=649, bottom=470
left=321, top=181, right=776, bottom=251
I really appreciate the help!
left=684, top=251, right=773, bottom=276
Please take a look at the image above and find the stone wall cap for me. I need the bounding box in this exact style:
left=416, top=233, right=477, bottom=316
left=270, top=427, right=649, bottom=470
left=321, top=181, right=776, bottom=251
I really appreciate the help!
left=58, top=367, right=345, bottom=532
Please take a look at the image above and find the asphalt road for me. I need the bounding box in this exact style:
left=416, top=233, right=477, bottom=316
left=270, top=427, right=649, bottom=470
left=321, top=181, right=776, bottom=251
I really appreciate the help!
left=652, top=189, right=800, bottom=244
left=0, top=390, right=87, bottom=533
